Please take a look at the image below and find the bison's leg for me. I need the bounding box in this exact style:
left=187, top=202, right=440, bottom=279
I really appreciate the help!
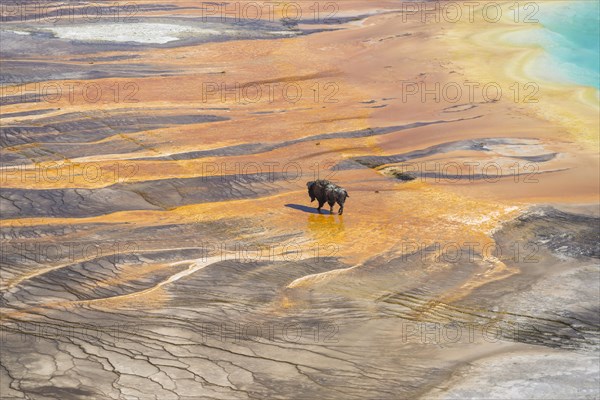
left=317, top=200, right=325, bottom=213
left=328, top=200, right=335, bottom=214
left=337, top=200, right=345, bottom=215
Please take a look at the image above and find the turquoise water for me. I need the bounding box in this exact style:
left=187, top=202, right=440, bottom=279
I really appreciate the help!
left=508, top=1, right=599, bottom=89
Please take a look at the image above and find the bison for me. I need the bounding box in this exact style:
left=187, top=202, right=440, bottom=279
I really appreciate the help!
left=306, top=180, right=349, bottom=215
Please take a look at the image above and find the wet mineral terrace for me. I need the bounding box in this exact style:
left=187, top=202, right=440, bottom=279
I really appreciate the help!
left=1, top=1, right=599, bottom=399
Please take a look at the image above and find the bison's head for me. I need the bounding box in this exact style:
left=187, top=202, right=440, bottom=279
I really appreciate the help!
left=306, top=181, right=316, bottom=202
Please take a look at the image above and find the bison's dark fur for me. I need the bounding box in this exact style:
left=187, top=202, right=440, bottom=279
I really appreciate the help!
left=306, top=180, right=349, bottom=215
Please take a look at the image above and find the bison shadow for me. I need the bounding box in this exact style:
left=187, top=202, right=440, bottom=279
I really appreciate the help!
left=285, top=204, right=334, bottom=214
